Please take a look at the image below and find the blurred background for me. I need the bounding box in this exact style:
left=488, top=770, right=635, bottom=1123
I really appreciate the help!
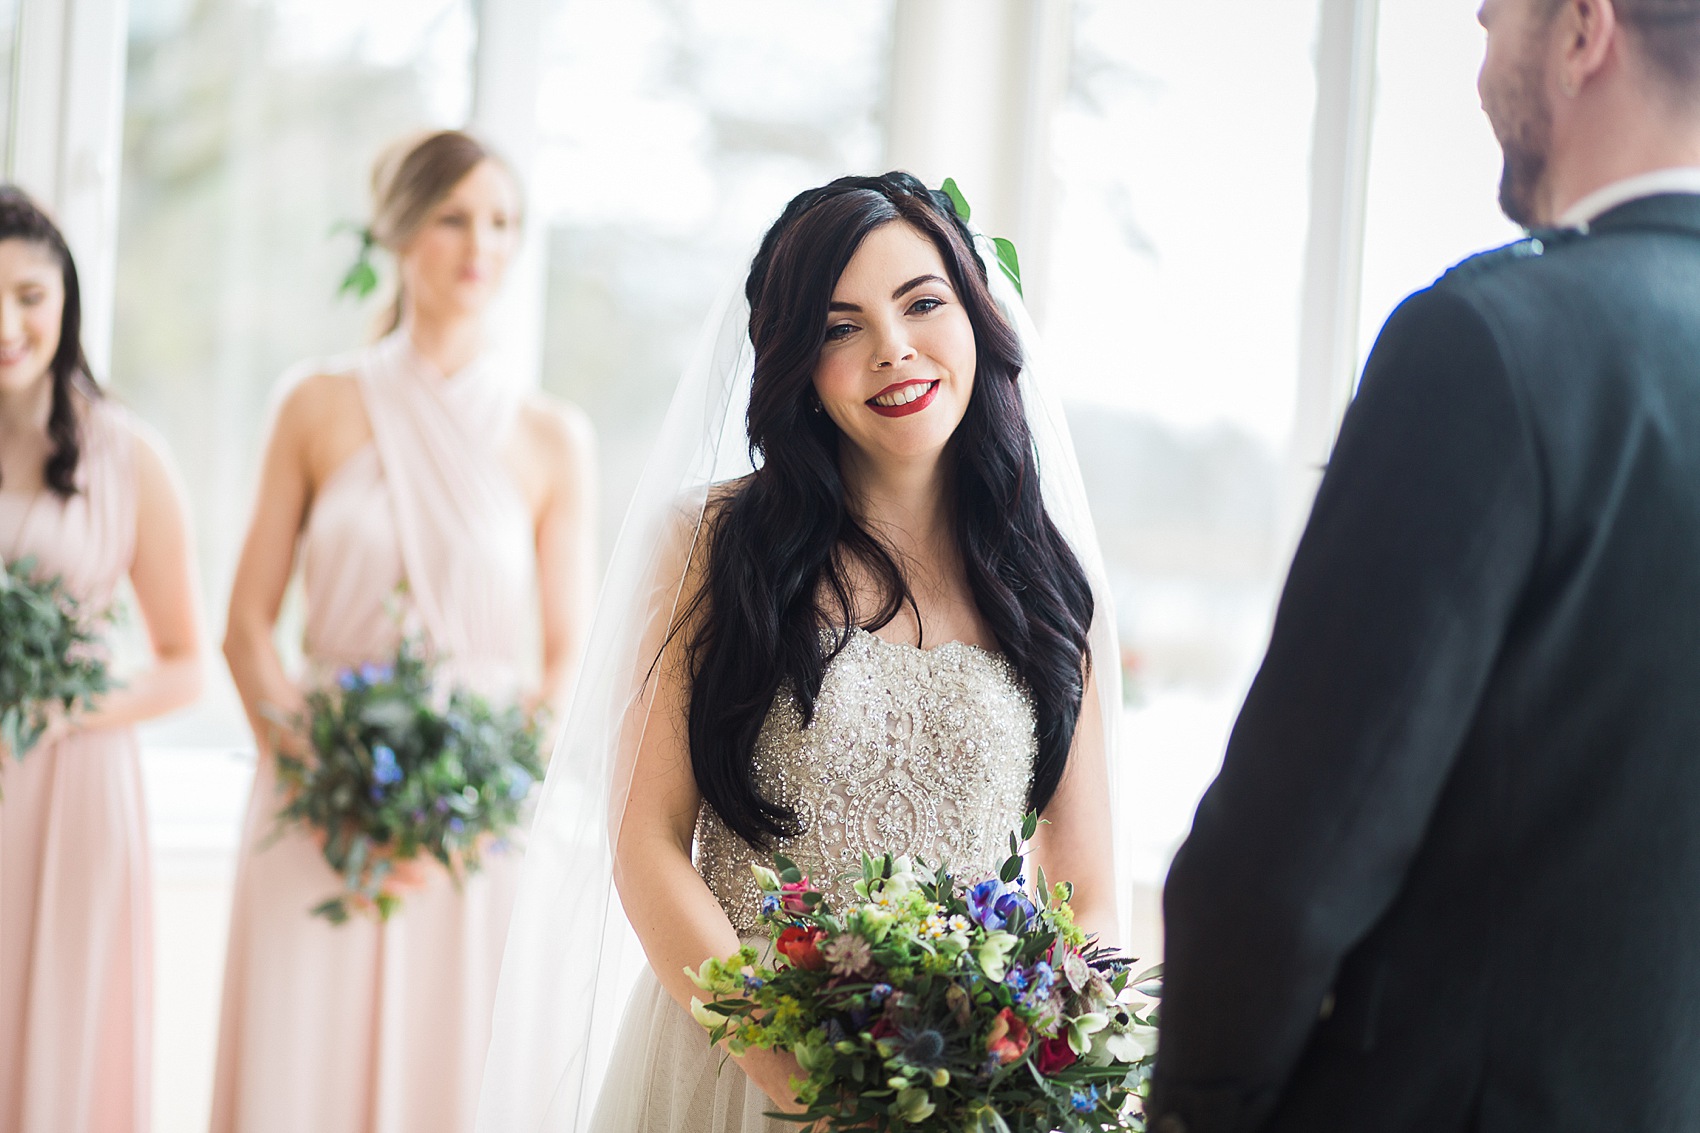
left=3, top=0, right=1515, bottom=1126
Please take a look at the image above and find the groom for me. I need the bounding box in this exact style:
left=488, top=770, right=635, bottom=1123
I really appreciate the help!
left=1148, top=2, right=1700, bottom=1131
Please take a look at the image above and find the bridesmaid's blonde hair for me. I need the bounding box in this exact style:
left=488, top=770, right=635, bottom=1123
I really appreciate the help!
left=369, top=129, right=520, bottom=334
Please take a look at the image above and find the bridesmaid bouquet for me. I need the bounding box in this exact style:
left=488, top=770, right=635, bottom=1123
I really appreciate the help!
left=687, top=814, right=1161, bottom=1131
left=273, top=636, right=545, bottom=923
left=0, top=556, right=112, bottom=767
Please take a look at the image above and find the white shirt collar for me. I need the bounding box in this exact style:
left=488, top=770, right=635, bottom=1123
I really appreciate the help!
left=1557, top=167, right=1700, bottom=230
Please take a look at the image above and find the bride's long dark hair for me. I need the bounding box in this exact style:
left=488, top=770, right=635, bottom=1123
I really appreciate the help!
left=688, top=171, right=1095, bottom=847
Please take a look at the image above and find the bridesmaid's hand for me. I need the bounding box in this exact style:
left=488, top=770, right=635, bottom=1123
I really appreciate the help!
left=257, top=691, right=310, bottom=760
left=32, top=701, right=74, bottom=750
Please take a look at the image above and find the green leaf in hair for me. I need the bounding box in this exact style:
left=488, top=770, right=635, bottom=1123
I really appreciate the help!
left=331, top=220, right=380, bottom=301
left=339, top=260, right=379, bottom=300
left=937, top=179, right=1025, bottom=297
left=993, top=236, right=1023, bottom=298
left=940, top=177, right=971, bottom=222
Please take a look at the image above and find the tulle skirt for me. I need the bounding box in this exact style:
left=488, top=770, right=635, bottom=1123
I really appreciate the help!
left=591, top=958, right=788, bottom=1133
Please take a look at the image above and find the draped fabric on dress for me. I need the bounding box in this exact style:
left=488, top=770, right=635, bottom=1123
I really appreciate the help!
left=0, top=400, right=149, bottom=1133
left=210, top=332, right=536, bottom=1133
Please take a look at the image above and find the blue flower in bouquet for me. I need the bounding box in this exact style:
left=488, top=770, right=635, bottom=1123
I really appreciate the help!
left=1071, top=1085, right=1101, bottom=1114
left=448, top=817, right=466, bottom=834
left=760, top=894, right=782, bottom=916
left=1010, top=960, right=1057, bottom=1007
left=337, top=668, right=361, bottom=691
left=359, top=661, right=393, bottom=684
left=371, top=744, right=403, bottom=786
left=869, top=983, right=893, bottom=1006
left=967, top=878, right=1036, bottom=931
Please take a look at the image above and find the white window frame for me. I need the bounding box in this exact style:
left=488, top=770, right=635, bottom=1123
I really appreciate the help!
left=1284, top=0, right=1381, bottom=544
left=11, top=0, right=128, bottom=377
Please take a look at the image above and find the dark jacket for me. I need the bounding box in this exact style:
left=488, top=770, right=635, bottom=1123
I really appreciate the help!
left=1149, top=193, right=1700, bottom=1133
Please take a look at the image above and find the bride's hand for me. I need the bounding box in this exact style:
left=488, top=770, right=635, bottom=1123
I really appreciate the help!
left=733, top=1047, right=810, bottom=1113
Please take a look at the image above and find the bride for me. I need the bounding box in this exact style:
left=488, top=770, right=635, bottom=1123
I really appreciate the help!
left=479, top=172, right=1122, bottom=1131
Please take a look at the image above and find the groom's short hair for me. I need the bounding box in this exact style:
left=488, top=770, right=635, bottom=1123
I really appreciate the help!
left=1615, top=0, right=1700, bottom=90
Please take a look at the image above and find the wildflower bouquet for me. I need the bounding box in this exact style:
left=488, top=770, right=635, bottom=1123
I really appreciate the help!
left=0, top=556, right=112, bottom=764
left=687, top=814, right=1161, bottom=1131
left=273, top=636, right=544, bottom=923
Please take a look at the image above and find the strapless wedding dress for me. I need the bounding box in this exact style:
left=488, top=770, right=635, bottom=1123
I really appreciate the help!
left=592, top=627, right=1037, bottom=1132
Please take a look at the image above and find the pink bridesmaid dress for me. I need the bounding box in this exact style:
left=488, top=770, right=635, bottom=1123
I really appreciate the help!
left=0, top=400, right=150, bottom=1133
left=209, top=332, right=537, bottom=1133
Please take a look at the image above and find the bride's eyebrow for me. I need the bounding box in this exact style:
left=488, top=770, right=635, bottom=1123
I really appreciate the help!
left=828, top=273, right=952, bottom=314
left=892, top=273, right=948, bottom=300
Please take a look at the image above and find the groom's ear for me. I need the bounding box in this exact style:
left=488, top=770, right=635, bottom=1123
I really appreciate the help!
left=1557, top=0, right=1618, bottom=94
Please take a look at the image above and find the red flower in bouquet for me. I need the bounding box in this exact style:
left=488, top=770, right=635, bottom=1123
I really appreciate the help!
left=776, top=925, right=827, bottom=971
left=1035, top=1036, right=1077, bottom=1075
left=986, top=1007, right=1031, bottom=1065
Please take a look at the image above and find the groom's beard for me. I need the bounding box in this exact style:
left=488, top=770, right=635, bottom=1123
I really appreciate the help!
left=1486, top=52, right=1555, bottom=229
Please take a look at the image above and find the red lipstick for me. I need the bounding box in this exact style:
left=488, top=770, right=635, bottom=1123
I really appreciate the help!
left=867, top=379, right=939, bottom=418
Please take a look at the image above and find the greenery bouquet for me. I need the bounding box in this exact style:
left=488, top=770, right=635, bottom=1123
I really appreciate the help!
left=688, top=814, right=1161, bottom=1131
left=273, top=636, right=545, bottom=923
left=0, top=556, right=113, bottom=765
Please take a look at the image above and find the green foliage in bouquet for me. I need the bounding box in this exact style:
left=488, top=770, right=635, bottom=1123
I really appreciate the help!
left=688, top=813, right=1163, bottom=1131
left=0, top=556, right=112, bottom=763
left=273, top=636, right=544, bottom=923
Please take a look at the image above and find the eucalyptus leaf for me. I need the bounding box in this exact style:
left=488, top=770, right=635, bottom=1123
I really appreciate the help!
left=0, top=557, right=115, bottom=785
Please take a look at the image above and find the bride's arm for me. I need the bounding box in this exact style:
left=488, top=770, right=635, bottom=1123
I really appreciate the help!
left=1031, top=663, right=1122, bottom=947
left=610, top=567, right=811, bottom=1111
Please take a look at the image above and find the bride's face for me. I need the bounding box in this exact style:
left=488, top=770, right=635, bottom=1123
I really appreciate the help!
left=813, top=220, right=977, bottom=469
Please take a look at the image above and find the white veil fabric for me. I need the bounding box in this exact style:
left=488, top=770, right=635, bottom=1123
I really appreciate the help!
left=476, top=230, right=1125, bottom=1131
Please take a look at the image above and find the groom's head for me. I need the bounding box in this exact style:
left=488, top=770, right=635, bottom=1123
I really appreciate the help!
left=1479, top=0, right=1700, bottom=227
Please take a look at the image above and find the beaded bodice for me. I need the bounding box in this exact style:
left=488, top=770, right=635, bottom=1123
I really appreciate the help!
left=694, top=628, right=1037, bottom=934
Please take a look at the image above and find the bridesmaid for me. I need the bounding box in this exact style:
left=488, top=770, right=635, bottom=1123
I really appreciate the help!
left=209, top=130, right=596, bottom=1132
left=0, top=187, right=206, bottom=1131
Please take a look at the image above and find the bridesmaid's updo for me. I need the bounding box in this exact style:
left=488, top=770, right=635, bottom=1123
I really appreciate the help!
left=368, top=129, right=520, bottom=332
left=0, top=186, right=99, bottom=500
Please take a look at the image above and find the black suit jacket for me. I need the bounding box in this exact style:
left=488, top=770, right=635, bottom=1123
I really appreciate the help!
left=1149, top=194, right=1700, bottom=1133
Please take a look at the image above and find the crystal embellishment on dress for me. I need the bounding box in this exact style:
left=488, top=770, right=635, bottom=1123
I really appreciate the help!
left=694, top=628, right=1037, bottom=934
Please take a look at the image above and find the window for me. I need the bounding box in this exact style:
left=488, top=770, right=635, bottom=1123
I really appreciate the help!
left=532, top=0, right=896, bottom=542
left=1358, top=1, right=1518, bottom=366
left=1047, top=0, right=1322, bottom=898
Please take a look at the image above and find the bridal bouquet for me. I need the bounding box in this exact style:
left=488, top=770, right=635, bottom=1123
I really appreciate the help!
left=0, top=556, right=113, bottom=766
left=273, top=636, right=544, bottom=923
left=687, top=814, right=1161, bottom=1131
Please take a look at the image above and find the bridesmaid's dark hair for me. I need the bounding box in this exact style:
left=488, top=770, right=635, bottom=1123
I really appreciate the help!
left=687, top=171, right=1095, bottom=847
left=0, top=186, right=99, bottom=500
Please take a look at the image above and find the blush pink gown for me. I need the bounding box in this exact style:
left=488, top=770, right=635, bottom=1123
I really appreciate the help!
left=209, top=333, right=537, bottom=1133
left=0, top=399, right=150, bottom=1133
